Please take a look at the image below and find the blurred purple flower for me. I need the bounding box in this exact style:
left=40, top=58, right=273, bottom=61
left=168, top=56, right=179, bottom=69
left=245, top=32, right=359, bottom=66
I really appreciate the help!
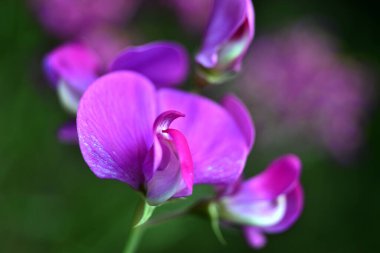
left=44, top=43, right=102, bottom=115
left=31, top=0, right=140, bottom=38
left=77, top=71, right=252, bottom=204
left=57, top=121, right=79, bottom=143
left=196, top=0, right=255, bottom=84
left=44, top=41, right=189, bottom=143
left=217, top=154, right=303, bottom=249
left=163, top=0, right=214, bottom=33
left=110, top=41, right=189, bottom=88
left=79, top=26, right=130, bottom=66
left=237, top=24, right=373, bottom=160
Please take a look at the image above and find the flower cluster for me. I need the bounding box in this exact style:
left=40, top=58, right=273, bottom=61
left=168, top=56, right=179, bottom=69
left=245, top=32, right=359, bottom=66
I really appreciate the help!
left=36, top=0, right=304, bottom=250
left=31, top=0, right=133, bottom=66
left=31, top=0, right=139, bottom=38
left=236, top=24, right=373, bottom=161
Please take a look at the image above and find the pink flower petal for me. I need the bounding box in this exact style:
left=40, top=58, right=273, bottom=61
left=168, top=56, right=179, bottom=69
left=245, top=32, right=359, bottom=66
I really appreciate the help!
left=44, top=43, right=102, bottom=93
left=240, top=154, right=302, bottom=201
left=158, top=89, right=250, bottom=186
left=110, top=41, right=189, bottom=87
left=77, top=71, right=157, bottom=189
left=221, top=94, right=255, bottom=149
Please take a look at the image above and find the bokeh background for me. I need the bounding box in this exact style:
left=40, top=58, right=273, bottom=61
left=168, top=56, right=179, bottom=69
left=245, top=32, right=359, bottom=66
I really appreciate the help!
left=1, top=0, right=379, bottom=252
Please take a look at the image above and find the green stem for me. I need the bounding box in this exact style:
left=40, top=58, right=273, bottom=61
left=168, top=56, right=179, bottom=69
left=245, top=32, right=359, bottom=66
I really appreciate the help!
left=143, top=208, right=188, bottom=227
left=121, top=199, right=211, bottom=252
left=123, top=225, right=144, bottom=253
left=122, top=200, right=146, bottom=253
left=142, top=199, right=210, bottom=228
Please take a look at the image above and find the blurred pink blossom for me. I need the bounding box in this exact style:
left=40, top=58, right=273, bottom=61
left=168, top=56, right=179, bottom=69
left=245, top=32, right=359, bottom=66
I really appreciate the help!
left=236, top=24, right=374, bottom=160
left=163, top=0, right=214, bottom=33
left=78, top=26, right=130, bottom=66
left=31, top=0, right=140, bottom=38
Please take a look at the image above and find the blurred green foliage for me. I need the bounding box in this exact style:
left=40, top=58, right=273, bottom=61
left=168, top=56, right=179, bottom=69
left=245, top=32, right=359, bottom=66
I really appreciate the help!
left=0, top=0, right=379, bottom=252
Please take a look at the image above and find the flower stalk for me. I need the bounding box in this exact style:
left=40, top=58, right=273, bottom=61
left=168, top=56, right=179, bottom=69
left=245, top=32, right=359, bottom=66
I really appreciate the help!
left=123, top=224, right=144, bottom=253
left=123, top=199, right=150, bottom=253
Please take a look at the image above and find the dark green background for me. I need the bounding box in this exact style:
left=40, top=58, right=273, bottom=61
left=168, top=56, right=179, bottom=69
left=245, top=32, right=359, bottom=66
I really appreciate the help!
left=1, top=0, right=379, bottom=252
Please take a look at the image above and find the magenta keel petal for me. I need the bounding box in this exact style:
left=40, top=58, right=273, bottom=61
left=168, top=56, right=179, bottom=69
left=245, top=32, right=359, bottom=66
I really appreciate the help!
left=144, top=110, right=186, bottom=182
left=166, top=129, right=193, bottom=198
left=146, top=113, right=193, bottom=205
left=153, top=110, right=185, bottom=133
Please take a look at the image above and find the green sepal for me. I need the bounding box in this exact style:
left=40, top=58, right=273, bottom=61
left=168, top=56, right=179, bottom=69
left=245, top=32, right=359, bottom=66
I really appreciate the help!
left=134, top=202, right=156, bottom=227
left=196, top=66, right=237, bottom=85
left=57, top=80, right=80, bottom=115
left=208, top=202, right=226, bottom=245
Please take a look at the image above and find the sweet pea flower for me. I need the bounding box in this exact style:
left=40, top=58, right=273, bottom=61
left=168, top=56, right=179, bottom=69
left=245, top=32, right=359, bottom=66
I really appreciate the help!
left=31, top=0, right=140, bottom=38
left=44, top=41, right=188, bottom=143
left=77, top=71, right=252, bottom=205
left=196, top=0, right=255, bottom=84
left=216, top=154, right=303, bottom=249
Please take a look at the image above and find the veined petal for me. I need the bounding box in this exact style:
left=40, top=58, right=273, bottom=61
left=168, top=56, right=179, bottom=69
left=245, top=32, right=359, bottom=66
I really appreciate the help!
left=221, top=94, right=255, bottom=149
left=44, top=43, right=101, bottom=93
left=238, top=154, right=302, bottom=201
left=196, top=0, right=254, bottom=71
left=146, top=126, right=193, bottom=205
left=77, top=71, right=157, bottom=189
left=264, top=184, right=304, bottom=233
left=158, top=89, right=249, bottom=185
left=244, top=227, right=267, bottom=249
left=110, top=41, right=189, bottom=87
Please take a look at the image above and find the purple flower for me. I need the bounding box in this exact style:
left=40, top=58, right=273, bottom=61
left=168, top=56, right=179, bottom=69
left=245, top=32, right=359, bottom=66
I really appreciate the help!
left=196, top=0, right=255, bottom=84
left=217, top=154, right=303, bottom=249
left=44, top=41, right=189, bottom=143
left=44, top=43, right=102, bottom=115
left=77, top=71, right=252, bottom=204
left=162, top=0, right=214, bottom=33
left=110, top=41, right=189, bottom=88
left=31, top=0, right=140, bottom=38
left=236, top=24, right=374, bottom=160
